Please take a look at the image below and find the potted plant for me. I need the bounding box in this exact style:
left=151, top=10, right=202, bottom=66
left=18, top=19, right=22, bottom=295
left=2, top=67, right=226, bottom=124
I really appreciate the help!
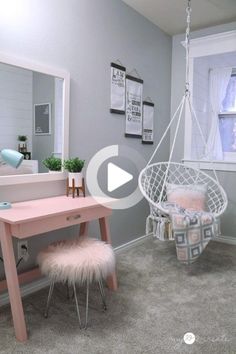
left=63, top=157, right=85, bottom=187
left=18, top=135, right=27, bottom=152
left=42, top=156, right=62, bottom=172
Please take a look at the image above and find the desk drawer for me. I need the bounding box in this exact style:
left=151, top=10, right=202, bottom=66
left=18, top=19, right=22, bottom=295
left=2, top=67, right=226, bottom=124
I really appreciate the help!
left=11, top=206, right=112, bottom=238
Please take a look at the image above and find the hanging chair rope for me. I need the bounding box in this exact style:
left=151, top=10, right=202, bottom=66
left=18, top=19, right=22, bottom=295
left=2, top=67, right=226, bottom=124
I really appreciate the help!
left=159, top=98, right=185, bottom=202
left=145, top=0, right=219, bottom=178
left=185, top=0, right=191, bottom=95
left=139, top=0, right=228, bottom=218
left=147, top=96, right=185, bottom=166
left=187, top=96, right=219, bottom=182
left=146, top=0, right=192, bottom=168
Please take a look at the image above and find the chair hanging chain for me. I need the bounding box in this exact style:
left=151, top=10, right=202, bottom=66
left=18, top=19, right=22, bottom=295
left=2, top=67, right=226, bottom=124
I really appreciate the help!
left=185, top=0, right=192, bottom=96
left=146, top=0, right=193, bottom=167
left=145, top=0, right=217, bottom=179
left=139, top=0, right=226, bottom=218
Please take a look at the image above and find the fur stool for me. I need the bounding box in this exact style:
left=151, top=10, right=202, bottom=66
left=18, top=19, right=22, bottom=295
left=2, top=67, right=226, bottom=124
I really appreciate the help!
left=37, top=237, right=116, bottom=328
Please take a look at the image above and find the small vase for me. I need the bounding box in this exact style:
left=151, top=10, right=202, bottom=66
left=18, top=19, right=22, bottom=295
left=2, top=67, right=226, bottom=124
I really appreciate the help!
left=68, top=172, right=83, bottom=187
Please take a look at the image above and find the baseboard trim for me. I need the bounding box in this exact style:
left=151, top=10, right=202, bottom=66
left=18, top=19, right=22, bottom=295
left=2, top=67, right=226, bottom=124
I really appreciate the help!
left=0, top=277, right=50, bottom=307
left=114, top=233, right=152, bottom=253
left=0, top=233, right=151, bottom=307
left=214, top=235, right=236, bottom=245
left=2, top=233, right=232, bottom=307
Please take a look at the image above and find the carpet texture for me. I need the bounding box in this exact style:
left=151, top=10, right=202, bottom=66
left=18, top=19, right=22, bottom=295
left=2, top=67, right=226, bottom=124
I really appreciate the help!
left=0, top=238, right=235, bottom=354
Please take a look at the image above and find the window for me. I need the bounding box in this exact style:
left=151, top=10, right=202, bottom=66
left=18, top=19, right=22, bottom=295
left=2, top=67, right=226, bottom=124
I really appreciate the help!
left=183, top=30, right=236, bottom=171
left=219, top=74, right=236, bottom=160
left=222, top=74, right=236, bottom=113
left=219, top=113, right=236, bottom=153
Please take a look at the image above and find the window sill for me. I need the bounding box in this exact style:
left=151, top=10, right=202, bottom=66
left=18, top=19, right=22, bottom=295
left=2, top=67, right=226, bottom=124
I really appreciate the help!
left=219, top=111, right=236, bottom=115
left=183, top=159, right=236, bottom=172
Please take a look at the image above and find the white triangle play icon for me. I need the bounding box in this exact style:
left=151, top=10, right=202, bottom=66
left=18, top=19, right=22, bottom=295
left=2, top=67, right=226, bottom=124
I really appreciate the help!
left=107, top=162, right=133, bottom=192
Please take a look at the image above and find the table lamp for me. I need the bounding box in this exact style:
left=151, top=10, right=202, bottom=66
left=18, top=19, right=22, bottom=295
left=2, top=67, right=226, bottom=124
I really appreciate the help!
left=0, top=149, right=24, bottom=210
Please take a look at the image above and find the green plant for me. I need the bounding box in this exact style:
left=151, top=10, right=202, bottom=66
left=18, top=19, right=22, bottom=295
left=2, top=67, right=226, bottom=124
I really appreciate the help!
left=63, top=157, right=85, bottom=173
left=18, top=135, right=27, bottom=142
left=42, top=156, right=62, bottom=171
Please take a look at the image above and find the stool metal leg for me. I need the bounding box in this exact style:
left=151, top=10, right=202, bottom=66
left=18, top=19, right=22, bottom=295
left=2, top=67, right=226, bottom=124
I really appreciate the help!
left=98, top=279, right=107, bottom=311
left=85, top=278, right=89, bottom=329
left=44, top=279, right=55, bottom=318
left=73, top=283, right=82, bottom=328
left=66, top=281, right=70, bottom=300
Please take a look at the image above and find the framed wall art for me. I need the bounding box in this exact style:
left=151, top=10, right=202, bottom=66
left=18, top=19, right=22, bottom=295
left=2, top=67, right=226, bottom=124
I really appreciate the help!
left=142, top=101, right=154, bottom=144
left=110, top=62, right=126, bottom=114
left=125, top=74, right=143, bottom=138
left=34, top=103, right=51, bottom=135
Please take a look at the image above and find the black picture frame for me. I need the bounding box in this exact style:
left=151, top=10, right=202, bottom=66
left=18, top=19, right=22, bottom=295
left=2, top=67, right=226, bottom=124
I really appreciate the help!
left=34, top=103, right=51, bottom=135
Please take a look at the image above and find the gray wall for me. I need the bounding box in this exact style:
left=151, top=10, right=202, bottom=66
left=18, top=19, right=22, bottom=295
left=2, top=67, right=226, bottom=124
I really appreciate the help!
left=0, top=0, right=172, bottom=275
left=32, top=72, right=55, bottom=172
left=171, top=21, right=236, bottom=239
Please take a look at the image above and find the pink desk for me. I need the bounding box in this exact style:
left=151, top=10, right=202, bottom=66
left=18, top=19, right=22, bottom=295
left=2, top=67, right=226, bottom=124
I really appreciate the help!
left=0, top=196, right=117, bottom=342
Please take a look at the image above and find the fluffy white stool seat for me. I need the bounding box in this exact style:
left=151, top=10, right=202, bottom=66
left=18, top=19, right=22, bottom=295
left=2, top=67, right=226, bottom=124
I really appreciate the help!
left=37, top=237, right=116, bottom=284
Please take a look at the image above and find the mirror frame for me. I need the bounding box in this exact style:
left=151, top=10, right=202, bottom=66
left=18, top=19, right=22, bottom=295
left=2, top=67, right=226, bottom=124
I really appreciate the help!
left=0, top=52, right=70, bottom=185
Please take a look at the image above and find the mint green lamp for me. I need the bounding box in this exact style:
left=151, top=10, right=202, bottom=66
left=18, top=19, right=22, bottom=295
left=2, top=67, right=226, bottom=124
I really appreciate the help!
left=0, top=149, right=24, bottom=210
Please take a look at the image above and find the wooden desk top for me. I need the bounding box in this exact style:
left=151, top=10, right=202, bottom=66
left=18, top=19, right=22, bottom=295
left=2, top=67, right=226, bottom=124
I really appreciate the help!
left=0, top=196, right=112, bottom=224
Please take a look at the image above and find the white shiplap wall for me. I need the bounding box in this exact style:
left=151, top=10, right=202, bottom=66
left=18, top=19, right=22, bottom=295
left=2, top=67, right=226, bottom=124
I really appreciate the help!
left=0, top=63, right=32, bottom=151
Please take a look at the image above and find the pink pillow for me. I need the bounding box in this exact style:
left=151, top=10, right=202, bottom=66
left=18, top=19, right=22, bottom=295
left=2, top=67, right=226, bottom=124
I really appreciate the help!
left=166, top=183, right=207, bottom=211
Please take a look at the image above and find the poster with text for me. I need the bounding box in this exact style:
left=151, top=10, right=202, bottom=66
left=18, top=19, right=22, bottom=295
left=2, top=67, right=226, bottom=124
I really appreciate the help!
left=125, top=75, right=143, bottom=137
left=110, top=63, right=126, bottom=114
left=142, top=101, right=154, bottom=144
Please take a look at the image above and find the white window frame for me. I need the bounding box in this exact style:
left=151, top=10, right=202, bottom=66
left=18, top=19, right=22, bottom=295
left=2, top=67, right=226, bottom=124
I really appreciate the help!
left=182, top=30, right=236, bottom=171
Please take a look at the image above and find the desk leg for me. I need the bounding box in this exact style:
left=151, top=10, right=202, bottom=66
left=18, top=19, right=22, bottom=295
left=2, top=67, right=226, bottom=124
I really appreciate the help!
left=99, top=217, right=118, bottom=291
left=79, top=222, right=89, bottom=236
left=0, top=222, right=27, bottom=342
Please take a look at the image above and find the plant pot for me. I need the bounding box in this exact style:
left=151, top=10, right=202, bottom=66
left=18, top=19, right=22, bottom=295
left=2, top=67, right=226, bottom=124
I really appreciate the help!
left=68, top=172, right=83, bottom=187
left=49, top=170, right=61, bottom=173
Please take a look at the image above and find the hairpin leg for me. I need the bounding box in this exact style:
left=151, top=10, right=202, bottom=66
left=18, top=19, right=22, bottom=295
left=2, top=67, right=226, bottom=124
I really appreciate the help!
left=73, top=283, right=82, bottom=328
left=66, top=281, right=70, bottom=300
left=85, top=279, right=89, bottom=329
left=98, top=279, right=107, bottom=311
left=44, top=280, right=55, bottom=318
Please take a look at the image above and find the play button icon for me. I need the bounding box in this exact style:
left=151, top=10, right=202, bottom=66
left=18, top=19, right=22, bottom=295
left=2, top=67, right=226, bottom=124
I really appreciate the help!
left=86, top=145, right=146, bottom=209
left=107, top=163, right=133, bottom=192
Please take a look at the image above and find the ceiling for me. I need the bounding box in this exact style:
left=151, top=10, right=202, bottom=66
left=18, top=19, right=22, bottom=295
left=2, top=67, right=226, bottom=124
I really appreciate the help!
left=122, top=0, right=236, bottom=35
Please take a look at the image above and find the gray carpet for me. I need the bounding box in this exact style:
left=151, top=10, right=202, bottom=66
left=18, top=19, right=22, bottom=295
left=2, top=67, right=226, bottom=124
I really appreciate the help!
left=0, top=237, right=235, bottom=354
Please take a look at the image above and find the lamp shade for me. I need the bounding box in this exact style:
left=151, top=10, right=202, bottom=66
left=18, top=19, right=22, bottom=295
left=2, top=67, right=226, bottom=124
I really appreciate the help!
left=1, top=149, right=24, bottom=168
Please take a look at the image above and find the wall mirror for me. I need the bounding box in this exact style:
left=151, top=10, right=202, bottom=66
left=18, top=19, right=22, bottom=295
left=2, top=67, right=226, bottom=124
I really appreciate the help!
left=0, top=53, right=70, bottom=185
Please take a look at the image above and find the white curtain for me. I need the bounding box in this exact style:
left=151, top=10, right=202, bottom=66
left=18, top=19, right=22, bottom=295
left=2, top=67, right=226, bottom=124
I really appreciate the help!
left=222, top=75, right=236, bottom=112
left=206, top=67, right=232, bottom=160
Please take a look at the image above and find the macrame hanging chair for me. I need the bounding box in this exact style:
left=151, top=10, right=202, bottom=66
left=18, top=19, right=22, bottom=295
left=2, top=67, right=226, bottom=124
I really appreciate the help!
left=138, top=0, right=228, bottom=220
